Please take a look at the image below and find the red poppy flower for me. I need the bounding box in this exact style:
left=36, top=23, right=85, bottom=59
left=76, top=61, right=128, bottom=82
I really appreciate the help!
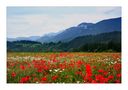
left=98, top=69, right=104, bottom=73
left=20, top=65, right=25, bottom=70
left=52, top=75, right=58, bottom=81
left=11, top=72, right=16, bottom=77
left=19, top=76, right=30, bottom=83
left=41, top=77, right=47, bottom=82
left=85, top=64, right=92, bottom=77
left=117, top=73, right=121, bottom=78
left=37, top=68, right=42, bottom=73
left=108, top=75, right=114, bottom=80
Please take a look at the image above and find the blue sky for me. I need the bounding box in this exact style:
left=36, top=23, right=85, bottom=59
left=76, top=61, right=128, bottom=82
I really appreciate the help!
left=7, top=7, right=121, bottom=38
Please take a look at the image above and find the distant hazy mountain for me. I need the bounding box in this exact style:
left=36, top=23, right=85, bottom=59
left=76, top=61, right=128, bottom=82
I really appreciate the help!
left=7, top=33, right=58, bottom=42
left=37, top=17, right=121, bottom=43
left=37, top=32, right=59, bottom=43
left=7, top=36, right=41, bottom=41
left=37, top=23, right=94, bottom=43
left=7, top=17, right=121, bottom=43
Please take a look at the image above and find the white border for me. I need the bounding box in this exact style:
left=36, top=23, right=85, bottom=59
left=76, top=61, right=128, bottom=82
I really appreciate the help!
left=0, top=0, right=128, bottom=90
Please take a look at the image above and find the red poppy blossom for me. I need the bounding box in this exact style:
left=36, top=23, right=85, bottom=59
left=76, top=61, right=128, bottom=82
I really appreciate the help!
left=19, top=76, right=30, bottom=83
left=117, top=73, right=121, bottom=78
left=41, top=77, right=47, bottom=82
left=85, top=64, right=92, bottom=77
left=108, top=75, right=114, bottom=80
left=11, top=72, right=16, bottom=77
left=20, top=65, right=25, bottom=70
left=37, top=68, right=42, bottom=73
left=98, top=69, right=104, bottom=73
left=52, top=75, right=58, bottom=81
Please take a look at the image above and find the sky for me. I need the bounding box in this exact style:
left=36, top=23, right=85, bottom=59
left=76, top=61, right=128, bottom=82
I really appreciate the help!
left=7, top=7, right=121, bottom=38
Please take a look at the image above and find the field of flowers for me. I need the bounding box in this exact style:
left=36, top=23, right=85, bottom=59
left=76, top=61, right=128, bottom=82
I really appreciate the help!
left=7, top=52, right=121, bottom=83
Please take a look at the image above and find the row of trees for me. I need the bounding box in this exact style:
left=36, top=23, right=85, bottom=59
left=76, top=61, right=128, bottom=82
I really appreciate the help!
left=7, top=40, right=121, bottom=52
left=73, top=42, right=121, bottom=52
left=7, top=31, right=121, bottom=52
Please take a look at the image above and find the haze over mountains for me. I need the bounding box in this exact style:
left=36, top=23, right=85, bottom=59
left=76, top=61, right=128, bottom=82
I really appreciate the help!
left=7, top=17, right=121, bottom=43
left=7, top=17, right=121, bottom=52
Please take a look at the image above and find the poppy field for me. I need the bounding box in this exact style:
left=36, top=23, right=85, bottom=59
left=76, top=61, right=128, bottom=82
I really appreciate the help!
left=7, top=52, right=121, bottom=83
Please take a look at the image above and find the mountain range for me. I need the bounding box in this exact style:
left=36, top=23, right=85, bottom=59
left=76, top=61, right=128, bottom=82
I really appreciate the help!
left=7, top=31, right=121, bottom=52
left=7, top=17, right=121, bottom=43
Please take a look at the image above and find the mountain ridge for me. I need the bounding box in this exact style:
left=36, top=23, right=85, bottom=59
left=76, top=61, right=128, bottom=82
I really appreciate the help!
left=37, top=17, right=121, bottom=43
left=7, top=17, right=121, bottom=43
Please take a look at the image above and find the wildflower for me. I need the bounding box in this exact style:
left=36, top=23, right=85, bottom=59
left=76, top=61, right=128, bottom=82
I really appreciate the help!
left=11, top=72, right=16, bottom=77
left=27, top=63, right=31, bottom=68
left=37, top=68, right=42, bottom=73
left=84, top=64, right=92, bottom=82
left=98, top=69, right=104, bottom=73
left=85, top=64, right=92, bottom=77
left=52, top=75, right=58, bottom=81
left=103, top=71, right=108, bottom=76
left=41, top=77, right=47, bottom=82
left=93, top=66, right=96, bottom=69
left=114, top=63, right=121, bottom=71
left=108, top=75, right=114, bottom=80
left=59, top=70, right=62, bottom=72
left=54, top=69, right=59, bottom=72
left=20, top=76, right=30, bottom=83
left=33, top=77, right=39, bottom=82
left=75, top=71, right=82, bottom=76
left=95, top=74, right=108, bottom=83
left=77, top=81, right=80, bottom=83
left=49, top=70, right=52, bottom=72
left=36, top=82, right=39, bottom=83
left=20, top=65, right=25, bottom=70
left=91, top=80, right=97, bottom=83
left=117, top=73, right=121, bottom=78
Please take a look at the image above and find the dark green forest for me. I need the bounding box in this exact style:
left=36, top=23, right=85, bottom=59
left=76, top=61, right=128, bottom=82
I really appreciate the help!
left=7, top=31, right=121, bottom=52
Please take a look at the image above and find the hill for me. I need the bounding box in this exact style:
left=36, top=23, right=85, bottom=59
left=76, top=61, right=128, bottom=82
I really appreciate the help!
left=37, top=17, right=121, bottom=43
left=7, top=31, right=121, bottom=52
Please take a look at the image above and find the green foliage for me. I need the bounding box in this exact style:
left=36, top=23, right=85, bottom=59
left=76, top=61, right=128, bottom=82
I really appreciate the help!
left=7, top=32, right=121, bottom=52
